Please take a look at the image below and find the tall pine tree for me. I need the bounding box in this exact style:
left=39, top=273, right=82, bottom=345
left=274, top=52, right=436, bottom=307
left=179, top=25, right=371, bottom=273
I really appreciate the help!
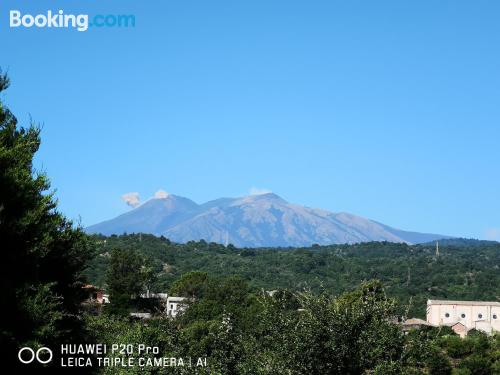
left=0, top=71, right=93, bottom=367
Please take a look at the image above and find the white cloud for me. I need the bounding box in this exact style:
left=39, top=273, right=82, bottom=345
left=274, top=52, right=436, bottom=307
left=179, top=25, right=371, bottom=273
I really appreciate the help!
left=122, top=192, right=140, bottom=208
left=249, top=187, right=272, bottom=196
left=485, top=228, right=500, bottom=241
left=154, top=189, right=169, bottom=199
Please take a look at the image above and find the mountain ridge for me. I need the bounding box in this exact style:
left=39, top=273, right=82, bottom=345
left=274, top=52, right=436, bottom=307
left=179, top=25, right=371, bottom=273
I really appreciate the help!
left=86, top=193, right=452, bottom=247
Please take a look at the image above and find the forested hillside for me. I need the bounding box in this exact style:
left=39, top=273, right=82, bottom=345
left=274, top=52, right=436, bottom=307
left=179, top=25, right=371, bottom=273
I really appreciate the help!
left=85, top=234, right=500, bottom=318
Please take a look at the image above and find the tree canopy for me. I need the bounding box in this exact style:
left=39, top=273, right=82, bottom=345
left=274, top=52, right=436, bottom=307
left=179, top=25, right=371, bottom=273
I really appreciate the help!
left=0, top=72, right=93, bottom=368
left=86, top=234, right=500, bottom=318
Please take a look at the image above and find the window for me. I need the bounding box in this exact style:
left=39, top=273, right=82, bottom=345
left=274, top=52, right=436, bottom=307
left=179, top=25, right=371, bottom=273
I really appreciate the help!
left=445, top=313, right=450, bottom=318
left=170, top=304, right=174, bottom=309
left=461, top=313, right=466, bottom=318
left=478, top=314, right=483, bottom=319
left=494, top=314, right=498, bottom=319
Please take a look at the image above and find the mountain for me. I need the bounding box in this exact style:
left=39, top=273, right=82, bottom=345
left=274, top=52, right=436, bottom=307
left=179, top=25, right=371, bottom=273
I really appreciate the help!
left=86, top=193, right=452, bottom=247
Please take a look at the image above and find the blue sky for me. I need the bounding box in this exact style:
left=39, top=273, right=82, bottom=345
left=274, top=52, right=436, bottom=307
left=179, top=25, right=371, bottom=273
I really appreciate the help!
left=1, top=0, right=499, bottom=240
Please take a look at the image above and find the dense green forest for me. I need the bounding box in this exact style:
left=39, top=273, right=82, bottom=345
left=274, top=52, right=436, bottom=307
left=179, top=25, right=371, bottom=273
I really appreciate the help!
left=87, top=276, right=500, bottom=374
left=85, top=234, right=500, bottom=318
left=83, top=235, right=500, bottom=373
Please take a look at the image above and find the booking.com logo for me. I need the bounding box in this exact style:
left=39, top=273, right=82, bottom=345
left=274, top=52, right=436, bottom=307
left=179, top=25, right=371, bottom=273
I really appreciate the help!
left=9, top=10, right=135, bottom=32
left=18, top=347, right=53, bottom=364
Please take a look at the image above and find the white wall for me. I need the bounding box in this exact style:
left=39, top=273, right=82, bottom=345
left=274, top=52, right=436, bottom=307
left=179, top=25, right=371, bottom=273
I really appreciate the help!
left=427, top=302, right=499, bottom=334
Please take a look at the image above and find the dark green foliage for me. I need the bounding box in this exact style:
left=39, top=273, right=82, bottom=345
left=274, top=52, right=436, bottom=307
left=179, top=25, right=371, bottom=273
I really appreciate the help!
left=244, top=281, right=407, bottom=374
left=84, top=278, right=498, bottom=374
left=0, top=72, right=93, bottom=367
left=436, top=331, right=499, bottom=374
left=85, top=315, right=181, bottom=375
left=403, top=330, right=450, bottom=374
left=86, top=234, right=500, bottom=318
left=426, top=349, right=452, bottom=375
left=442, top=335, right=475, bottom=358
left=83, top=234, right=500, bottom=373
left=170, top=271, right=210, bottom=299
left=459, top=355, right=493, bottom=375
left=105, top=248, right=148, bottom=315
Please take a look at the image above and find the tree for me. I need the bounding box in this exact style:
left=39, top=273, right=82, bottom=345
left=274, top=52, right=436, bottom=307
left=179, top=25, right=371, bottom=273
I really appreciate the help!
left=85, top=314, right=181, bottom=375
left=105, top=248, right=144, bottom=315
left=141, top=259, right=158, bottom=296
left=0, top=71, right=93, bottom=367
left=170, top=271, right=210, bottom=299
left=243, top=281, right=412, bottom=374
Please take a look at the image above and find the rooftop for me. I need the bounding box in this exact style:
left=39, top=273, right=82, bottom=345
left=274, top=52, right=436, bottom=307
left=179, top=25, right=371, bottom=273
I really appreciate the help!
left=403, top=318, right=434, bottom=326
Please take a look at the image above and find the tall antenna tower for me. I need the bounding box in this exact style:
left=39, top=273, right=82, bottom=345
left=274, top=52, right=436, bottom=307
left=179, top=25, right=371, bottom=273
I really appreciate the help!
left=435, top=241, right=439, bottom=257
left=225, top=230, right=229, bottom=247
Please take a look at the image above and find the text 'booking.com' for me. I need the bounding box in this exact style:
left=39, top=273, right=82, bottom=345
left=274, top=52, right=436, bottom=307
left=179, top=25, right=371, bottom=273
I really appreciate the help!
left=9, top=10, right=135, bottom=31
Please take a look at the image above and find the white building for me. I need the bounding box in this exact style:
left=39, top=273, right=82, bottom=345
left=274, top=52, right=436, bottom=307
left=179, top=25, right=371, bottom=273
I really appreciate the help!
left=102, top=294, right=110, bottom=304
left=166, top=296, right=186, bottom=317
left=427, top=299, right=500, bottom=336
left=138, top=293, right=188, bottom=318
